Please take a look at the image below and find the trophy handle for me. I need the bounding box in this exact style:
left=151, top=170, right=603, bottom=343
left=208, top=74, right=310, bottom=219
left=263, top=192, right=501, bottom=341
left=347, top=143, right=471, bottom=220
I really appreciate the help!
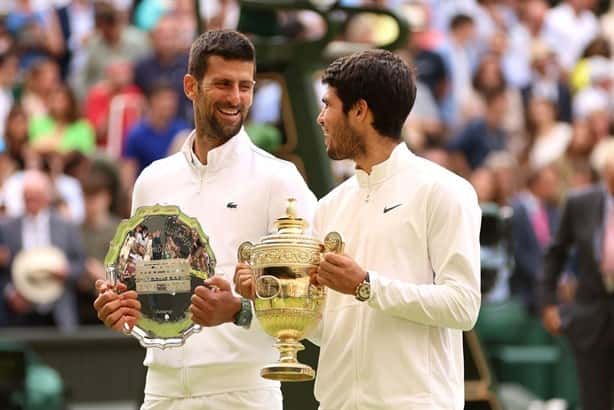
left=323, top=232, right=344, bottom=254
left=105, top=264, right=122, bottom=292
left=237, top=241, right=254, bottom=264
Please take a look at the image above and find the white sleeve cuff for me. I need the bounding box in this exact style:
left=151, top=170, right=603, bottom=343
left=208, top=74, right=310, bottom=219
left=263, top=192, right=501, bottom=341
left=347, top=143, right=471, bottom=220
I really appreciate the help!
left=366, top=270, right=379, bottom=305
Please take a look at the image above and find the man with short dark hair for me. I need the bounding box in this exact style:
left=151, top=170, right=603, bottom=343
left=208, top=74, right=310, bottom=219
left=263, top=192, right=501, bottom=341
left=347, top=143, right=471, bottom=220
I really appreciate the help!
left=123, top=82, right=190, bottom=177
left=133, top=14, right=192, bottom=124
left=236, top=49, right=482, bottom=409
left=312, top=50, right=481, bottom=409
left=94, top=30, right=316, bottom=410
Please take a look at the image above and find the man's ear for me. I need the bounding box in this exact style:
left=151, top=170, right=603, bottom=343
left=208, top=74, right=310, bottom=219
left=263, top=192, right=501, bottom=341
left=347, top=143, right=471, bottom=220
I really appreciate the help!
left=351, top=99, right=369, bottom=123
left=184, top=74, right=196, bottom=101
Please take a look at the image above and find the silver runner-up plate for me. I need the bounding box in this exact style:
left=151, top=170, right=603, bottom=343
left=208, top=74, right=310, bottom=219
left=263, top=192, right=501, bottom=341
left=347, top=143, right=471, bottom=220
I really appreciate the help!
left=104, top=205, right=215, bottom=349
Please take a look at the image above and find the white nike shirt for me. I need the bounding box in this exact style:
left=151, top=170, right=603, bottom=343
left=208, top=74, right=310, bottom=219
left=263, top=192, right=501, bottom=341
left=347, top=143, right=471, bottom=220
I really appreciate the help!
left=312, top=143, right=482, bottom=410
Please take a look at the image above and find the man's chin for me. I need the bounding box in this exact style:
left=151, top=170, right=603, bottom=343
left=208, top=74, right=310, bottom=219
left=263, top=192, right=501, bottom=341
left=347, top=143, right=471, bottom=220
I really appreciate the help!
left=211, top=121, right=243, bottom=141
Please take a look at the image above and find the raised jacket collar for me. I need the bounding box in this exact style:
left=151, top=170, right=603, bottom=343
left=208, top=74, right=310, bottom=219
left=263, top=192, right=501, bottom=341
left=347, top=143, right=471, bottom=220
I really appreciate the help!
left=355, top=142, right=413, bottom=188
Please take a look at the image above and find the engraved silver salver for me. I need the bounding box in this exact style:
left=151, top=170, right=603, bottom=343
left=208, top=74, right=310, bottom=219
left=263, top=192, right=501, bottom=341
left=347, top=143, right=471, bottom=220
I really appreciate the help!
left=104, top=205, right=215, bottom=349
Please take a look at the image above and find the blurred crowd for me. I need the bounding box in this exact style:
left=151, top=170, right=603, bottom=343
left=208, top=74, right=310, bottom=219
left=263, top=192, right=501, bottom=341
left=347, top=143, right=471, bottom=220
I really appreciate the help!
left=337, top=0, right=614, bottom=317
left=0, top=0, right=611, bottom=335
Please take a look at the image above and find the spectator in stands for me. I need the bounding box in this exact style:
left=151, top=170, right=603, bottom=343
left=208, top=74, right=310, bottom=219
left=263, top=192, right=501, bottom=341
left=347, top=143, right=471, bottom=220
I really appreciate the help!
left=405, top=2, right=449, bottom=123
left=437, top=13, right=479, bottom=129
left=29, top=85, right=95, bottom=155
left=554, top=119, right=598, bottom=195
left=470, top=166, right=499, bottom=204
left=543, top=0, right=600, bottom=73
left=0, top=105, right=30, bottom=187
left=74, top=0, right=149, bottom=100
left=511, top=164, right=561, bottom=313
left=5, top=0, right=65, bottom=70
left=525, top=95, right=573, bottom=169
left=2, top=152, right=86, bottom=225
left=521, top=40, right=573, bottom=123
left=20, top=58, right=61, bottom=119
left=504, top=0, right=550, bottom=88
left=55, top=0, right=96, bottom=81
left=84, top=57, right=142, bottom=149
left=484, top=151, right=519, bottom=206
left=133, top=13, right=192, bottom=125
left=576, top=87, right=613, bottom=169
left=0, top=50, right=18, bottom=137
left=446, top=87, right=509, bottom=175
left=541, top=143, right=614, bottom=410
left=460, top=52, right=525, bottom=153
left=0, top=170, right=85, bottom=330
left=123, top=83, right=189, bottom=179
left=77, top=170, right=120, bottom=325
left=571, top=38, right=612, bottom=93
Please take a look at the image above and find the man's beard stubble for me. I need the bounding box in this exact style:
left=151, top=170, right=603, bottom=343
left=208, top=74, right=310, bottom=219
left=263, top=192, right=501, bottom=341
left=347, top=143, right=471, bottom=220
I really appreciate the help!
left=327, top=125, right=366, bottom=161
left=195, top=102, right=245, bottom=145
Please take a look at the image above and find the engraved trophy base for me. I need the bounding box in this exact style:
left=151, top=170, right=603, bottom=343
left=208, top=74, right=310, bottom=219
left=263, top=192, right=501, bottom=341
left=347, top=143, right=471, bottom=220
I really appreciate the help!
left=261, top=338, right=315, bottom=382
left=260, top=363, right=315, bottom=382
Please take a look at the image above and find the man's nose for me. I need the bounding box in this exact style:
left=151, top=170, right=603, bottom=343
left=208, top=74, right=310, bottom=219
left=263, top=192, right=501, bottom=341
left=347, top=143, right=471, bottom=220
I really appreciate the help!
left=226, top=84, right=241, bottom=106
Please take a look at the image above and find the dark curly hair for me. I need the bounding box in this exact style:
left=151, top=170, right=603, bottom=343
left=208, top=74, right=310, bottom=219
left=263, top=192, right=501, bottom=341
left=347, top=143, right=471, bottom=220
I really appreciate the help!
left=322, top=49, right=416, bottom=140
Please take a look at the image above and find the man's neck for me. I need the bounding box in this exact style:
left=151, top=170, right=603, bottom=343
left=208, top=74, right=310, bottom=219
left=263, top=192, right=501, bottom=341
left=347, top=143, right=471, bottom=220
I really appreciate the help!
left=193, top=133, right=228, bottom=165
left=355, top=137, right=400, bottom=174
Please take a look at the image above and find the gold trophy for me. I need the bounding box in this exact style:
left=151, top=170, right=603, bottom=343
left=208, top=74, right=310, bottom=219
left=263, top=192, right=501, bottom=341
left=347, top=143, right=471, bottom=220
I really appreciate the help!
left=238, top=198, right=343, bottom=382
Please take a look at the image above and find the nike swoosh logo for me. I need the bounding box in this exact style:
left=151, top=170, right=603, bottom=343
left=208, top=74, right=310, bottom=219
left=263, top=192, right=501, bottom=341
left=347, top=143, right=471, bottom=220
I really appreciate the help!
left=226, top=202, right=238, bottom=209
left=383, top=204, right=402, bottom=214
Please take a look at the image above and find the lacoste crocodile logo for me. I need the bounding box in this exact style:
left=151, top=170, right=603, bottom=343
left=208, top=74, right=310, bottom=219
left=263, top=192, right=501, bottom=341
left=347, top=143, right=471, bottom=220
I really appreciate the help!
left=227, top=202, right=238, bottom=209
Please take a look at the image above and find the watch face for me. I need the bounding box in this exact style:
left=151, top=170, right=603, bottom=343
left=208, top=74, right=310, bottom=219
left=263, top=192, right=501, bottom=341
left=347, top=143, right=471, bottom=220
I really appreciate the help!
left=357, top=283, right=371, bottom=301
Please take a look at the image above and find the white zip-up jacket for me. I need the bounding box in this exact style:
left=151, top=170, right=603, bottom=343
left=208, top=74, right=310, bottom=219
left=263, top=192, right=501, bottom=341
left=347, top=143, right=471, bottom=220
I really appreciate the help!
left=131, top=129, right=317, bottom=396
left=312, top=143, right=481, bottom=410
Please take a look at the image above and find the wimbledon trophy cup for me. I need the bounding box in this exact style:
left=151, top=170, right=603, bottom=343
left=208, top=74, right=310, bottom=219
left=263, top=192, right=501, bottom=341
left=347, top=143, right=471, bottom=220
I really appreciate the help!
left=105, top=205, right=215, bottom=349
left=238, top=198, right=343, bottom=382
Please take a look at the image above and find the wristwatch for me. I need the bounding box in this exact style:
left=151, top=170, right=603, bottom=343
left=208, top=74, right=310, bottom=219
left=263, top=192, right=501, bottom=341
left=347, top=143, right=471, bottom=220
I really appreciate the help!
left=354, top=272, right=371, bottom=302
left=233, top=297, right=253, bottom=328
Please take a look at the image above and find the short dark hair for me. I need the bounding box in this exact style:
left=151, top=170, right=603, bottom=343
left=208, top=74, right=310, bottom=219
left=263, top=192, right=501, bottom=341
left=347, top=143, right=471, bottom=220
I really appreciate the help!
left=449, top=14, right=474, bottom=31
left=321, top=49, right=416, bottom=140
left=146, top=80, right=176, bottom=100
left=188, top=30, right=255, bottom=83
left=94, top=1, right=118, bottom=25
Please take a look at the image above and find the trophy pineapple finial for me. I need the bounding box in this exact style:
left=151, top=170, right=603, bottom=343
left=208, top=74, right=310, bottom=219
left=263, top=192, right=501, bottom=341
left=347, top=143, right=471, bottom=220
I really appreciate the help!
left=287, top=198, right=297, bottom=219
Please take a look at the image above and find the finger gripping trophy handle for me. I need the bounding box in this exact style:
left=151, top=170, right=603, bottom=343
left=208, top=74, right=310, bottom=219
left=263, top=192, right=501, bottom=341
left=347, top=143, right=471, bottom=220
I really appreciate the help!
left=237, top=241, right=254, bottom=264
